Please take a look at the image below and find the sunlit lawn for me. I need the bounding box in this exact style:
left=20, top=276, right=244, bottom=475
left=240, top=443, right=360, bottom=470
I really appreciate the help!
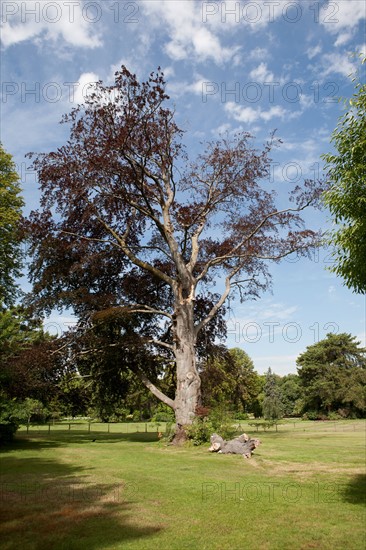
left=1, top=420, right=365, bottom=549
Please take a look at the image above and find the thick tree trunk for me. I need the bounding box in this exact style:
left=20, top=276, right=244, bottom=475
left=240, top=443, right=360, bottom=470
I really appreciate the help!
left=171, top=298, right=200, bottom=444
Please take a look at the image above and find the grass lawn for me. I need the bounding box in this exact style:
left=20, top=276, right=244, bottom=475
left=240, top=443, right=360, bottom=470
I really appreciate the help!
left=0, top=420, right=365, bottom=550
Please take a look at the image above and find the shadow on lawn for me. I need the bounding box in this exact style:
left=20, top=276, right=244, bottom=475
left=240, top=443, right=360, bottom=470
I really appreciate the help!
left=341, top=473, right=366, bottom=506
left=0, top=451, right=162, bottom=549
left=13, top=431, right=160, bottom=446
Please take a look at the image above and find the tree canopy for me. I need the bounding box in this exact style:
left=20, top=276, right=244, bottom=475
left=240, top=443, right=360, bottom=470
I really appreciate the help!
left=297, top=333, right=366, bottom=417
left=200, top=347, right=260, bottom=412
left=0, top=144, right=24, bottom=305
left=322, top=56, right=366, bottom=293
left=25, top=66, right=325, bottom=440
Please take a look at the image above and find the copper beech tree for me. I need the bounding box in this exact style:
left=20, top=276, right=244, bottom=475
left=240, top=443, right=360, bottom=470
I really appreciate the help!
left=26, top=67, right=324, bottom=442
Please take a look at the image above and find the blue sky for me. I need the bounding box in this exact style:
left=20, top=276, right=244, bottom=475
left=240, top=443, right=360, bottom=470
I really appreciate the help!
left=1, top=0, right=365, bottom=375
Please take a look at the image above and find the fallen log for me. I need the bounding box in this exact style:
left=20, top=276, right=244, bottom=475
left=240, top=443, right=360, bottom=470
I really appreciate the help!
left=208, top=433, right=261, bottom=458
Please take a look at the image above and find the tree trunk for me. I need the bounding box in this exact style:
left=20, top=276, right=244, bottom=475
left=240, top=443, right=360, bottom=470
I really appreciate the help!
left=171, top=298, right=200, bottom=444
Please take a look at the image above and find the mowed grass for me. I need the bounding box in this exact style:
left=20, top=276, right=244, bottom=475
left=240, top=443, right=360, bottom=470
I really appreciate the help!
left=0, top=421, right=365, bottom=550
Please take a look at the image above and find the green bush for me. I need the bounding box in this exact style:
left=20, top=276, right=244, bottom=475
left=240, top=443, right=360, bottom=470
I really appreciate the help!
left=209, top=406, right=236, bottom=440
left=302, top=411, right=328, bottom=421
left=186, top=417, right=215, bottom=445
left=327, top=411, right=342, bottom=420
left=235, top=412, right=249, bottom=420
left=186, top=406, right=236, bottom=445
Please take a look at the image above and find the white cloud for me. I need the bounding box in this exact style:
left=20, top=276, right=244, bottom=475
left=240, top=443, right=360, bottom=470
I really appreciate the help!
left=166, top=75, right=209, bottom=98
left=306, top=44, right=322, bottom=59
left=320, top=1, right=365, bottom=45
left=299, top=94, right=315, bottom=111
left=73, top=72, right=99, bottom=105
left=228, top=301, right=299, bottom=326
left=141, top=0, right=239, bottom=65
left=0, top=0, right=102, bottom=49
left=212, top=123, right=232, bottom=136
left=260, top=304, right=298, bottom=321
left=334, top=31, right=354, bottom=47
left=249, top=47, right=270, bottom=61
left=224, top=102, right=287, bottom=124
left=249, top=62, right=276, bottom=83
left=321, top=53, right=356, bottom=77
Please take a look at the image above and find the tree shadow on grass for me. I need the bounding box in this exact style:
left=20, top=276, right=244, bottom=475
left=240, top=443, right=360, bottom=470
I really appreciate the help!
left=341, top=473, right=366, bottom=505
left=0, top=454, right=162, bottom=549
left=12, top=431, right=160, bottom=447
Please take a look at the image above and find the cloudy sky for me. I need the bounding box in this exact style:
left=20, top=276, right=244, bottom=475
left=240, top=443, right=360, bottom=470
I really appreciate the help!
left=1, top=0, right=365, bottom=375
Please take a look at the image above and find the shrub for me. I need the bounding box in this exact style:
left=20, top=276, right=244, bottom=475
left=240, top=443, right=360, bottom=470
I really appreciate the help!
left=209, top=406, right=236, bottom=440
left=186, top=417, right=214, bottom=445
left=235, top=412, right=249, bottom=420
left=186, top=405, right=236, bottom=445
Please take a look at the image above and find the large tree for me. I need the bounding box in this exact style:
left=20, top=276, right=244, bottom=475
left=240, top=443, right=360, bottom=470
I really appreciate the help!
left=297, top=333, right=366, bottom=417
left=26, top=67, right=324, bottom=441
left=322, top=56, right=366, bottom=293
left=0, top=144, right=24, bottom=305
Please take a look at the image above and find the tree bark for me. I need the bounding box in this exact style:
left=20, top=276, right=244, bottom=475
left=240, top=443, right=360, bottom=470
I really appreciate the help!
left=171, top=297, right=201, bottom=444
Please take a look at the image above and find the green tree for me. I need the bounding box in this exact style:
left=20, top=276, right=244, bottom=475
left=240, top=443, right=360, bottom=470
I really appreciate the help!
left=262, top=368, right=283, bottom=421
left=278, top=373, right=303, bottom=417
left=200, top=347, right=261, bottom=412
left=297, top=333, right=366, bottom=417
left=322, top=56, right=366, bottom=293
left=0, top=144, right=24, bottom=305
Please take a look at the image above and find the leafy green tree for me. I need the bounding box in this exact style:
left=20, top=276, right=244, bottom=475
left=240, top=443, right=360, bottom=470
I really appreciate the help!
left=278, top=373, right=303, bottom=417
left=297, top=333, right=366, bottom=417
left=200, top=347, right=261, bottom=412
left=0, top=144, right=24, bottom=305
left=322, top=56, right=366, bottom=293
left=17, top=397, right=48, bottom=424
left=262, top=368, right=283, bottom=421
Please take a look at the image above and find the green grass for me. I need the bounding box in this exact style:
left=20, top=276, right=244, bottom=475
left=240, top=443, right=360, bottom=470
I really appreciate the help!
left=1, top=421, right=365, bottom=550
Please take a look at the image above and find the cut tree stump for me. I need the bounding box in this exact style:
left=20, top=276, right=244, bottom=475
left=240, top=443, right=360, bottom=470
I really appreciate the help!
left=208, top=433, right=261, bottom=459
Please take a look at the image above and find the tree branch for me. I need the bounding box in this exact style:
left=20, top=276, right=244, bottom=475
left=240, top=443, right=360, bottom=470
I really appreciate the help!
left=134, top=369, right=175, bottom=409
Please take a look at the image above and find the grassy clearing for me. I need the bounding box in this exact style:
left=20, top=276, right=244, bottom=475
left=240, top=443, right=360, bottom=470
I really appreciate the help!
left=1, top=421, right=365, bottom=550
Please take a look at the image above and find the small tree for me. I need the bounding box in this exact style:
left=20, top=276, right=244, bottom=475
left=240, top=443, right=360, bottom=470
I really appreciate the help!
left=26, top=67, right=325, bottom=442
left=262, top=368, right=283, bottom=421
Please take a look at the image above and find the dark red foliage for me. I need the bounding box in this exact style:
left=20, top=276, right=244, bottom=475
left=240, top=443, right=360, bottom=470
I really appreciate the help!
left=23, top=66, right=326, bottom=412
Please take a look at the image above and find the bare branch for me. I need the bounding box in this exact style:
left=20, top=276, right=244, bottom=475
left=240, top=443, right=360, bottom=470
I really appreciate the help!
left=135, top=369, right=175, bottom=409
left=148, top=339, right=174, bottom=351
